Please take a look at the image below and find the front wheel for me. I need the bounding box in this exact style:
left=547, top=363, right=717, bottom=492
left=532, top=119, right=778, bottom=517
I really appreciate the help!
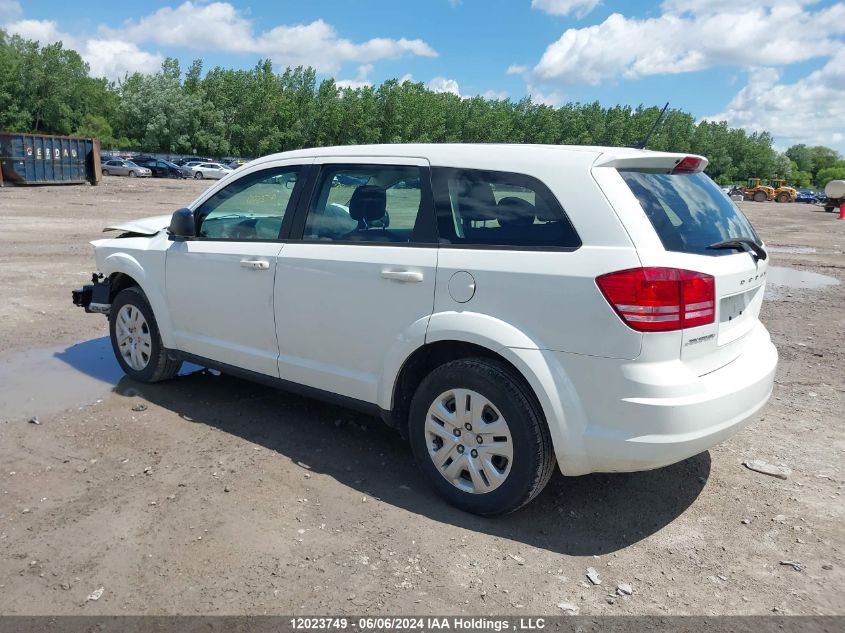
left=109, top=287, right=182, bottom=383
left=776, top=193, right=790, bottom=203
left=128, top=170, right=136, bottom=178
left=408, top=358, right=555, bottom=515
left=102, top=169, right=109, bottom=176
left=194, top=172, right=203, bottom=179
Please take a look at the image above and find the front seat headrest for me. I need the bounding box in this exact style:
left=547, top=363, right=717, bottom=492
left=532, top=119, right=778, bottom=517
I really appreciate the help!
left=348, top=185, right=387, bottom=224
left=457, top=180, right=498, bottom=221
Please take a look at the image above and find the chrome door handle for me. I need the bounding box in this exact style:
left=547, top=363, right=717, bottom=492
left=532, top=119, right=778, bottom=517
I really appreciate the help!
left=381, top=270, right=423, bottom=283
left=240, top=259, right=270, bottom=270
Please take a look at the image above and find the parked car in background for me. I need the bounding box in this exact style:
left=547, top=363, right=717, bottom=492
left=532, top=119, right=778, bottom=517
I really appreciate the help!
left=191, top=162, right=233, bottom=179
left=101, top=159, right=151, bottom=178
left=133, top=157, right=191, bottom=179
left=795, top=189, right=824, bottom=204
left=72, top=143, right=777, bottom=515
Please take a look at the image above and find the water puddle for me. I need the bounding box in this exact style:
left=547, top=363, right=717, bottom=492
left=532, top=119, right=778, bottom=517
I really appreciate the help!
left=767, top=246, right=818, bottom=255
left=0, top=337, right=199, bottom=423
left=765, top=265, right=840, bottom=301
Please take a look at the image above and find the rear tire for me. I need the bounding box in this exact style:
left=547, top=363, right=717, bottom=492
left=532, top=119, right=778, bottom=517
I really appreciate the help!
left=753, top=191, right=767, bottom=202
left=109, top=287, right=182, bottom=383
left=776, top=193, right=790, bottom=203
left=408, top=358, right=555, bottom=515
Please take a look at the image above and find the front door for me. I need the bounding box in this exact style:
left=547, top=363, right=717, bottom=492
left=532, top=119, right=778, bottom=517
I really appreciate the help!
left=274, top=158, right=439, bottom=404
left=165, top=163, right=306, bottom=376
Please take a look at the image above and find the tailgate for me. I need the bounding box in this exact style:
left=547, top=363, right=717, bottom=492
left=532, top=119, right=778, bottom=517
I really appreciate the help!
left=593, top=156, right=769, bottom=375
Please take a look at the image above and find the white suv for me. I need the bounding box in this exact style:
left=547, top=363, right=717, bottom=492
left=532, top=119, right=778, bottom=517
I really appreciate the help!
left=72, top=144, right=778, bottom=515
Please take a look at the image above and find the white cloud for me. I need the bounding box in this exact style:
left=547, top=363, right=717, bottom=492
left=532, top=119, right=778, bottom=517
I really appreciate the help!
left=5, top=18, right=68, bottom=44
left=0, top=0, right=22, bottom=21
left=103, top=1, right=437, bottom=74
left=528, top=86, right=565, bottom=107
left=336, top=64, right=374, bottom=90
left=531, top=3, right=845, bottom=85
left=4, top=1, right=436, bottom=80
left=532, top=0, right=601, bottom=19
left=84, top=39, right=165, bottom=80
left=427, top=76, right=461, bottom=96
left=506, top=64, right=528, bottom=75
left=707, top=49, right=845, bottom=152
left=4, top=18, right=164, bottom=80
left=398, top=73, right=415, bottom=83
left=480, top=89, right=509, bottom=100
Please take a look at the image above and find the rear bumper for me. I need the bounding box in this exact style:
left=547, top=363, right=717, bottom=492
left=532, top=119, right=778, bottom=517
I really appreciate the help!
left=546, top=323, right=778, bottom=475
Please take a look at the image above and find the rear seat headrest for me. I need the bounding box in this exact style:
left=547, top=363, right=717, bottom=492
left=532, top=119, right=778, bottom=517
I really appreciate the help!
left=496, top=196, right=536, bottom=227
left=349, top=185, right=387, bottom=223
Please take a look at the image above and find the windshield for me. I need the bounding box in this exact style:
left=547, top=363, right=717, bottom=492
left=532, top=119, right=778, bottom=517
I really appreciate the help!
left=619, top=170, right=761, bottom=256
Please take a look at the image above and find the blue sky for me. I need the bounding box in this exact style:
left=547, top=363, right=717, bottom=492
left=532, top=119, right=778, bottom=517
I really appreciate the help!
left=3, top=0, right=844, bottom=152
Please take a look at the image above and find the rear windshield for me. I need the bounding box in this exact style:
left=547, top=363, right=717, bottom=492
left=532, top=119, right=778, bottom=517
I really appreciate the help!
left=619, top=170, right=761, bottom=255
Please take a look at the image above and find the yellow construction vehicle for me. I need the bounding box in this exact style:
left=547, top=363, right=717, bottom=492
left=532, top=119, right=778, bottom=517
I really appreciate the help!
left=766, top=179, right=798, bottom=203
left=741, top=178, right=776, bottom=202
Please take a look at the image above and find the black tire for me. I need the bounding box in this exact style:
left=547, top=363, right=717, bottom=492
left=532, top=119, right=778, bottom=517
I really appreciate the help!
left=776, top=193, right=790, bottom=203
left=408, top=358, right=555, bottom=515
left=109, top=287, right=182, bottom=383
left=102, top=169, right=109, bottom=176
left=128, top=170, right=136, bottom=178
left=753, top=190, right=767, bottom=202
left=194, top=172, right=203, bottom=179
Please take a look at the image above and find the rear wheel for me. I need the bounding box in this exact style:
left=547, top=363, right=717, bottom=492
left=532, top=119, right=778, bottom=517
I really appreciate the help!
left=776, top=192, right=790, bottom=203
left=753, top=191, right=767, bottom=202
left=109, top=287, right=182, bottom=383
left=408, top=358, right=555, bottom=515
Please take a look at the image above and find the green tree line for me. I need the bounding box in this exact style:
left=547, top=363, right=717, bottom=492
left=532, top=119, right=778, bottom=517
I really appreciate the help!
left=2, top=29, right=843, bottom=187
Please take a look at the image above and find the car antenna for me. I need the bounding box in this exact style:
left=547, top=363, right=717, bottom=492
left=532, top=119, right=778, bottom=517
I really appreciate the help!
left=628, top=102, right=670, bottom=150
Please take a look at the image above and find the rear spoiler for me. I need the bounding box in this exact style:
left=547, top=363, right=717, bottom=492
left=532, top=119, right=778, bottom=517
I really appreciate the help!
left=593, top=153, right=709, bottom=173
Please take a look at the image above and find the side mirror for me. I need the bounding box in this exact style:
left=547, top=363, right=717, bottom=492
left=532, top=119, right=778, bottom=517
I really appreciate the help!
left=168, top=207, right=195, bottom=240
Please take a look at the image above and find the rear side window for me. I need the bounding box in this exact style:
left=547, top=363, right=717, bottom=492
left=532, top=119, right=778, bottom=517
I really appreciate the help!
left=620, top=170, right=761, bottom=255
left=432, top=168, right=580, bottom=249
left=302, top=164, right=434, bottom=244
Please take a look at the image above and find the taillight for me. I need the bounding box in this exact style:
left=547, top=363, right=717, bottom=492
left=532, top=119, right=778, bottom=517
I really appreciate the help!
left=672, top=156, right=704, bottom=173
left=596, top=267, right=715, bottom=332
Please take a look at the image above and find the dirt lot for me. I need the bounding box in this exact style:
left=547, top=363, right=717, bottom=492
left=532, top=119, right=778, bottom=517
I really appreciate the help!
left=0, top=177, right=843, bottom=616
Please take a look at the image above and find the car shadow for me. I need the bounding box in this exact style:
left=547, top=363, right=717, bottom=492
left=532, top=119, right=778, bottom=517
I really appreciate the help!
left=100, top=365, right=709, bottom=556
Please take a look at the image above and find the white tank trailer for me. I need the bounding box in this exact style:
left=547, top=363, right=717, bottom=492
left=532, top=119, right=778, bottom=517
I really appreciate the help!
left=823, top=179, right=845, bottom=213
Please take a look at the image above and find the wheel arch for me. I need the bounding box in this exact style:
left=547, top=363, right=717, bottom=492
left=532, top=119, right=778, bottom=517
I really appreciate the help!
left=380, top=314, right=587, bottom=474
left=99, top=252, right=176, bottom=348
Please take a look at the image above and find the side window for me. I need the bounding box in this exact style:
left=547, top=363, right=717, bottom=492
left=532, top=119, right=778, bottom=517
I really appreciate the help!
left=195, top=167, right=301, bottom=241
left=432, top=168, right=581, bottom=249
left=302, top=164, right=431, bottom=243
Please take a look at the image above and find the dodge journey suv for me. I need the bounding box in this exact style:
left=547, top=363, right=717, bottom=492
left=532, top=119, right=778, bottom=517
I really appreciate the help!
left=72, top=144, right=778, bottom=515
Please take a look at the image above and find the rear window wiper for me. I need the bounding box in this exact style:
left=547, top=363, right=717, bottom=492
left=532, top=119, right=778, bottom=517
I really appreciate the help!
left=708, top=238, right=767, bottom=262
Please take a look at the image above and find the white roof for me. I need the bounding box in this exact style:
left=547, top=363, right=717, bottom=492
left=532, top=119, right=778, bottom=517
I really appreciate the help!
left=247, top=143, right=702, bottom=171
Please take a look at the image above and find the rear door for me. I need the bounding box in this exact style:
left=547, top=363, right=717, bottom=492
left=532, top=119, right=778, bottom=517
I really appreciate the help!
left=593, top=155, right=768, bottom=374
left=274, top=157, right=438, bottom=404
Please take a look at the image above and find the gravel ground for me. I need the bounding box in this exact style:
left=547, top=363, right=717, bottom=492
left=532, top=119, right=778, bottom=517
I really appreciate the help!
left=0, top=178, right=842, bottom=615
